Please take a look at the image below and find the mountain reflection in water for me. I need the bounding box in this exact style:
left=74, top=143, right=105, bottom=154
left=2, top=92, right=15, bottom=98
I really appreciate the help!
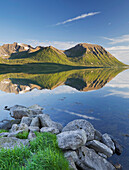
left=0, top=68, right=125, bottom=94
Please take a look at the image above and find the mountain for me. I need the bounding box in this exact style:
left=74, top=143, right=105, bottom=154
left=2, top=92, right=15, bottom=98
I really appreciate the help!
left=0, top=68, right=125, bottom=94
left=0, top=42, right=126, bottom=67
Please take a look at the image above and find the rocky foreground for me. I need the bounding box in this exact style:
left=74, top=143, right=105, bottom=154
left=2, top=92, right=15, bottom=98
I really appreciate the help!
left=0, top=104, right=123, bottom=170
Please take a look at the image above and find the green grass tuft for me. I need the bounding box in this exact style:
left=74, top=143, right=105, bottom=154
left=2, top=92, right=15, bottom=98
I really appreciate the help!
left=16, top=131, right=29, bottom=139
left=0, top=132, right=70, bottom=170
left=0, top=129, right=9, bottom=133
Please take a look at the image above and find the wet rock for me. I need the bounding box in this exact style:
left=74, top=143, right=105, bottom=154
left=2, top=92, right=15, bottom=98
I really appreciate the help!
left=77, top=146, right=115, bottom=170
left=0, top=119, right=20, bottom=130
left=20, top=117, right=32, bottom=126
left=38, top=114, right=63, bottom=131
left=94, top=130, right=102, bottom=141
left=0, top=137, right=29, bottom=149
left=112, top=139, right=123, bottom=155
left=28, top=131, right=36, bottom=141
left=102, top=133, right=115, bottom=151
left=40, top=127, right=59, bottom=134
left=57, top=129, right=87, bottom=150
left=62, top=119, right=95, bottom=141
left=29, top=126, right=40, bottom=132
left=86, top=140, right=113, bottom=157
left=19, top=123, right=29, bottom=132
left=30, top=117, right=40, bottom=127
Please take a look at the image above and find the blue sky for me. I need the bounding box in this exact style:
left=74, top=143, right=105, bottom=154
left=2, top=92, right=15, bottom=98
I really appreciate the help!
left=0, top=0, right=129, bottom=63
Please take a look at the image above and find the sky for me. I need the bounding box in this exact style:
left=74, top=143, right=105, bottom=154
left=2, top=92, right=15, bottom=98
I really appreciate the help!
left=0, top=0, right=129, bottom=64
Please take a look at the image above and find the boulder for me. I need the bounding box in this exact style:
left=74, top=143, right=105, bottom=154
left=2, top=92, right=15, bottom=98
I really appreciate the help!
left=5, top=105, right=43, bottom=119
left=28, top=104, right=43, bottom=110
left=29, top=126, right=40, bottom=132
left=38, top=114, right=63, bottom=131
left=40, top=127, right=59, bottom=134
left=20, top=117, right=32, bottom=126
left=10, top=124, right=19, bottom=132
left=57, top=129, right=87, bottom=150
left=0, top=137, right=29, bottom=149
left=8, top=130, right=24, bottom=137
left=64, top=151, right=78, bottom=170
left=94, top=130, right=102, bottom=141
left=0, top=119, right=20, bottom=130
left=102, top=133, right=115, bottom=151
left=77, top=146, right=115, bottom=170
left=19, top=123, right=29, bottom=132
left=30, top=117, right=40, bottom=127
left=86, top=140, right=113, bottom=157
left=62, top=119, right=95, bottom=141
left=28, top=131, right=36, bottom=141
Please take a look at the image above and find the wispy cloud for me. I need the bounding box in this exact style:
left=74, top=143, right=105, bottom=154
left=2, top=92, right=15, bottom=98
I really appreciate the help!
left=104, top=34, right=129, bottom=44
left=26, top=39, right=80, bottom=50
left=55, top=12, right=100, bottom=26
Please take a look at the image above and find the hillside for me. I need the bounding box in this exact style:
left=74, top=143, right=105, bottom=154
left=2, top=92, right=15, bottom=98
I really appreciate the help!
left=0, top=42, right=126, bottom=67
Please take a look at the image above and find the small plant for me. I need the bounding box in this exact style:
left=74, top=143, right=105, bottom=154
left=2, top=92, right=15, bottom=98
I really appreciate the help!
left=16, top=131, right=29, bottom=139
left=0, top=129, right=8, bottom=133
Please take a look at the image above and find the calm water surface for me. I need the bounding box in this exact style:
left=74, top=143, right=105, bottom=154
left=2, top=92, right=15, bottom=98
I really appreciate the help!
left=0, top=68, right=129, bottom=169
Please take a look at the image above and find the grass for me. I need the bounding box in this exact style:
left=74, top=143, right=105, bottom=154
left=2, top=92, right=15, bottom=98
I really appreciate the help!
left=16, top=131, right=29, bottom=139
left=0, top=132, right=70, bottom=170
left=0, top=129, right=8, bottom=133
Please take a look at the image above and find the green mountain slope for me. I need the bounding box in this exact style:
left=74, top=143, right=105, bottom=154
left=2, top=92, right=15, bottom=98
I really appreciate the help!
left=0, top=42, right=126, bottom=67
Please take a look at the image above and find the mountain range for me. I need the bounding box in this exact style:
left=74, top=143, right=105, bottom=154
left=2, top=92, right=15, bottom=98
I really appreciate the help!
left=0, top=42, right=125, bottom=67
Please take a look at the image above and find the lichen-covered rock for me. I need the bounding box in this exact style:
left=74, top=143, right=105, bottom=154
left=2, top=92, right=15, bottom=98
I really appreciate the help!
left=10, top=124, right=19, bottom=132
left=40, top=127, right=59, bottom=134
left=86, top=140, right=113, bottom=157
left=20, top=117, right=32, bottom=126
left=62, top=119, right=95, bottom=141
left=102, top=133, right=115, bottom=151
left=0, top=137, right=29, bottom=149
left=57, top=129, right=87, bottom=150
left=30, top=117, right=40, bottom=127
left=77, top=146, right=115, bottom=170
left=19, top=123, right=29, bottom=132
left=38, top=114, right=63, bottom=131
left=29, top=126, right=40, bottom=132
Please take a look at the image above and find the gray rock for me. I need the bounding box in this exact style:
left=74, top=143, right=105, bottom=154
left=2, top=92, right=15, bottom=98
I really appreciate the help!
left=86, top=140, right=113, bottom=157
left=40, top=127, right=59, bottom=134
left=98, top=152, right=107, bottom=159
left=112, top=139, right=123, bottom=155
left=30, top=117, right=40, bottom=127
left=19, top=123, right=29, bottom=132
left=0, top=132, right=10, bottom=137
left=28, top=104, right=43, bottom=111
left=102, top=133, right=115, bottom=151
left=20, top=117, right=32, bottom=126
left=0, top=119, right=20, bottom=130
left=62, top=119, right=95, bottom=141
left=0, top=137, right=29, bottom=149
left=64, top=151, right=78, bottom=162
left=10, top=124, right=19, bottom=132
left=65, top=156, right=77, bottom=170
left=38, top=114, right=63, bottom=131
left=29, top=126, right=40, bottom=132
left=57, top=129, right=87, bottom=150
left=94, top=130, right=102, bottom=141
left=5, top=105, right=43, bottom=119
left=8, top=130, right=24, bottom=137
left=28, top=131, right=36, bottom=141
left=77, top=146, right=115, bottom=170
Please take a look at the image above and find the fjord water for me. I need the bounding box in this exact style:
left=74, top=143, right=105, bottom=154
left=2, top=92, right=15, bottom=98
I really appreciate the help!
left=0, top=67, right=129, bottom=169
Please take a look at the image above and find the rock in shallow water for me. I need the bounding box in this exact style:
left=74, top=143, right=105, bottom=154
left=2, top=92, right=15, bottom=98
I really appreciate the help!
left=57, top=129, right=87, bottom=150
left=62, top=119, right=95, bottom=141
left=77, top=146, right=115, bottom=170
left=86, top=140, right=113, bottom=157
